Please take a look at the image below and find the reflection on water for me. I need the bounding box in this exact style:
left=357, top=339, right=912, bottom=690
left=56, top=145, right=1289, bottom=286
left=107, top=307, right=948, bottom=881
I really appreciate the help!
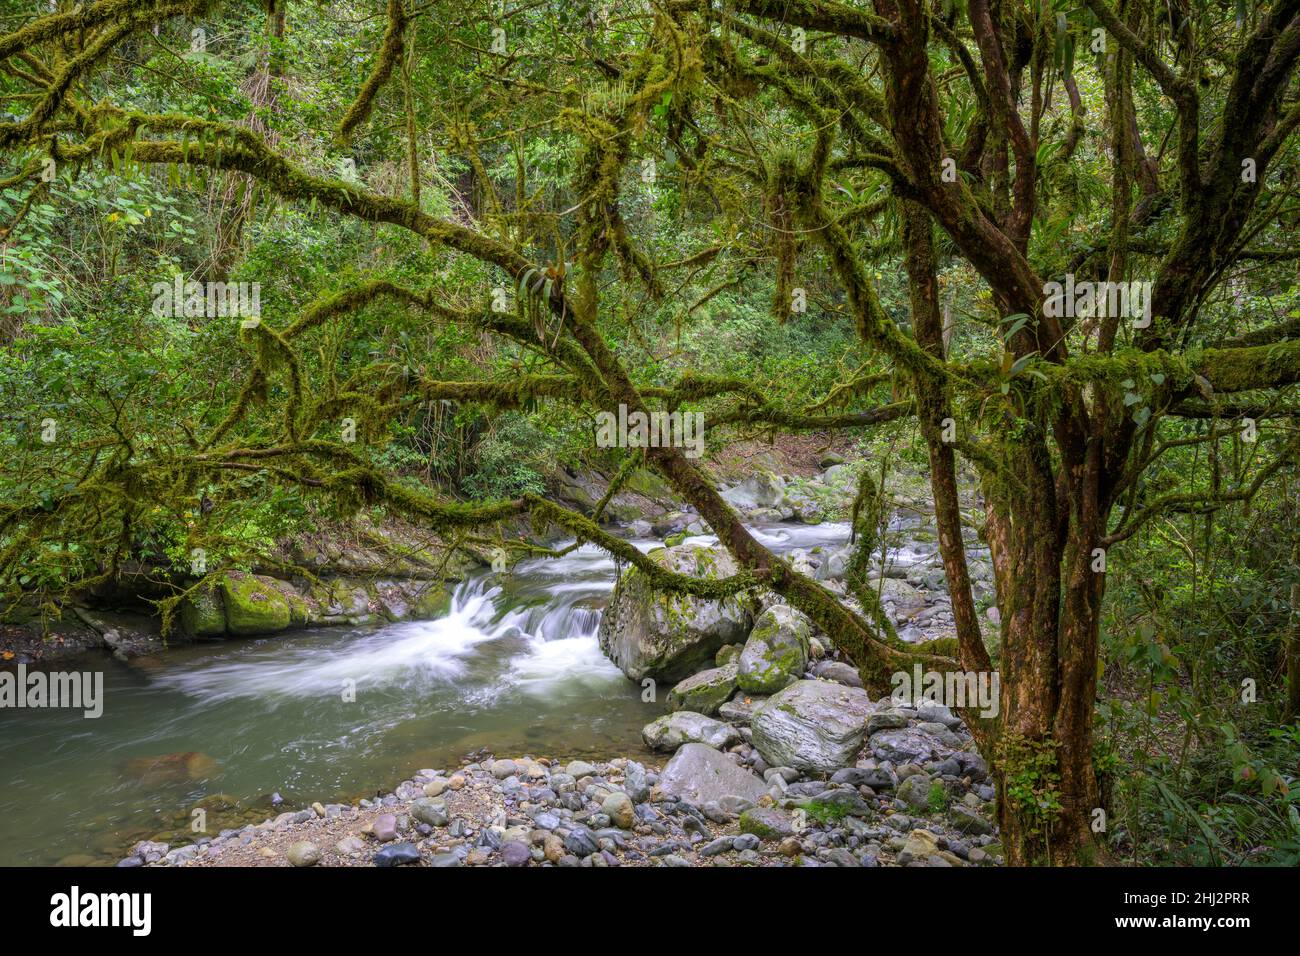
left=0, top=523, right=856, bottom=866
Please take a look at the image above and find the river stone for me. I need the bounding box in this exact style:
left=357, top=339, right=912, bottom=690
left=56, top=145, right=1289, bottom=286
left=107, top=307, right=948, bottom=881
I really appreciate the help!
left=597, top=544, right=753, bottom=683
left=813, top=660, right=863, bottom=688
left=715, top=643, right=742, bottom=667
left=896, top=773, right=934, bottom=811
left=869, top=727, right=950, bottom=764
left=335, top=836, right=368, bottom=857
left=564, top=827, right=599, bottom=857
left=286, top=841, right=321, bottom=867
left=666, top=661, right=738, bottom=715
left=602, top=791, right=636, bottom=829
left=737, top=605, right=812, bottom=695
left=371, top=813, right=398, bottom=842
left=718, top=693, right=765, bottom=725
left=220, top=571, right=292, bottom=635
left=657, top=743, right=769, bottom=806
left=410, top=798, right=449, bottom=827
left=500, top=841, right=532, bottom=866
left=751, top=680, right=875, bottom=772
left=738, top=807, right=795, bottom=841
left=642, top=711, right=740, bottom=751
left=899, top=829, right=941, bottom=864
left=867, top=708, right=910, bottom=733
left=950, top=804, right=995, bottom=835
left=373, top=842, right=421, bottom=867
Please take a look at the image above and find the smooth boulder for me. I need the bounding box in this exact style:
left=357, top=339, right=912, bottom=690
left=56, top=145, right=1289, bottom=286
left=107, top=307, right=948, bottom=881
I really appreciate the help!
left=656, top=743, right=769, bottom=806
left=642, top=711, right=740, bottom=752
left=751, top=679, right=875, bottom=772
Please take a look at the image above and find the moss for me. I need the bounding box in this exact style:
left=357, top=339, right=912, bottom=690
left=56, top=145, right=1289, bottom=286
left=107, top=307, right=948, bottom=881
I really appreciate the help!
left=220, top=571, right=292, bottom=635
left=411, top=584, right=450, bottom=619
left=739, top=808, right=780, bottom=838
left=180, top=583, right=226, bottom=638
left=797, top=799, right=851, bottom=825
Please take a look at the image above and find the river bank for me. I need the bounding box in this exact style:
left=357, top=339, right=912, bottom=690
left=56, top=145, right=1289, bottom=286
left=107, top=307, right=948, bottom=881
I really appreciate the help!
left=141, top=692, right=1003, bottom=868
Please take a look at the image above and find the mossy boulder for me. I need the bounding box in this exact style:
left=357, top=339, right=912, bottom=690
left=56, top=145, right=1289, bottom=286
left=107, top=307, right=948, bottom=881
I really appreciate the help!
left=739, top=806, right=795, bottom=840
left=180, top=584, right=226, bottom=638
left=597, top=543, right=753, bottom=683
left=737, top=604, right=811, bottom=694
left=410, top=583, right=450, bottom=619
left=666, top=661, right=738, bottom=715
left=220, top=572, right=292, bottom=635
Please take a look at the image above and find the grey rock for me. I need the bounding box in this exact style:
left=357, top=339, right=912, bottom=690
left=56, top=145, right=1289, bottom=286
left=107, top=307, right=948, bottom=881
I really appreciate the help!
left=409, top=798, right=449, bottom=828
left=813, top=660, right=863, bottom=687
left=666, top=662, right=738, bottom=716
left=642, top=711, right=741, bottom=751
left=657, top=743, right=769, bottom=806
left=373, top=842, right=421, bottom=867
left=597, top=544, right=753, bottom=682
left=564, top=827, right=600, bottom=857
left=751, top=680, right=876, bottom=772
left=500, top=841, right=532, bottom=867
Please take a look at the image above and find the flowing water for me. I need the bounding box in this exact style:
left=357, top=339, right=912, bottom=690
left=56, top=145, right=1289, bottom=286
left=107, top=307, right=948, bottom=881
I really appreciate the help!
left=0, top=522, right=872, bottom=866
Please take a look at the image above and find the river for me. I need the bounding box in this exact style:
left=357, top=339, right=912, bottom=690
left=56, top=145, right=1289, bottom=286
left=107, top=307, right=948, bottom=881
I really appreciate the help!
left=0, top=522, right=862, bottom=865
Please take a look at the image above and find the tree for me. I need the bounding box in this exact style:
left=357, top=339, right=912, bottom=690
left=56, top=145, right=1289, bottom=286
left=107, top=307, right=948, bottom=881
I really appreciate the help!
left=2, top=0, right=1299, bottom=865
